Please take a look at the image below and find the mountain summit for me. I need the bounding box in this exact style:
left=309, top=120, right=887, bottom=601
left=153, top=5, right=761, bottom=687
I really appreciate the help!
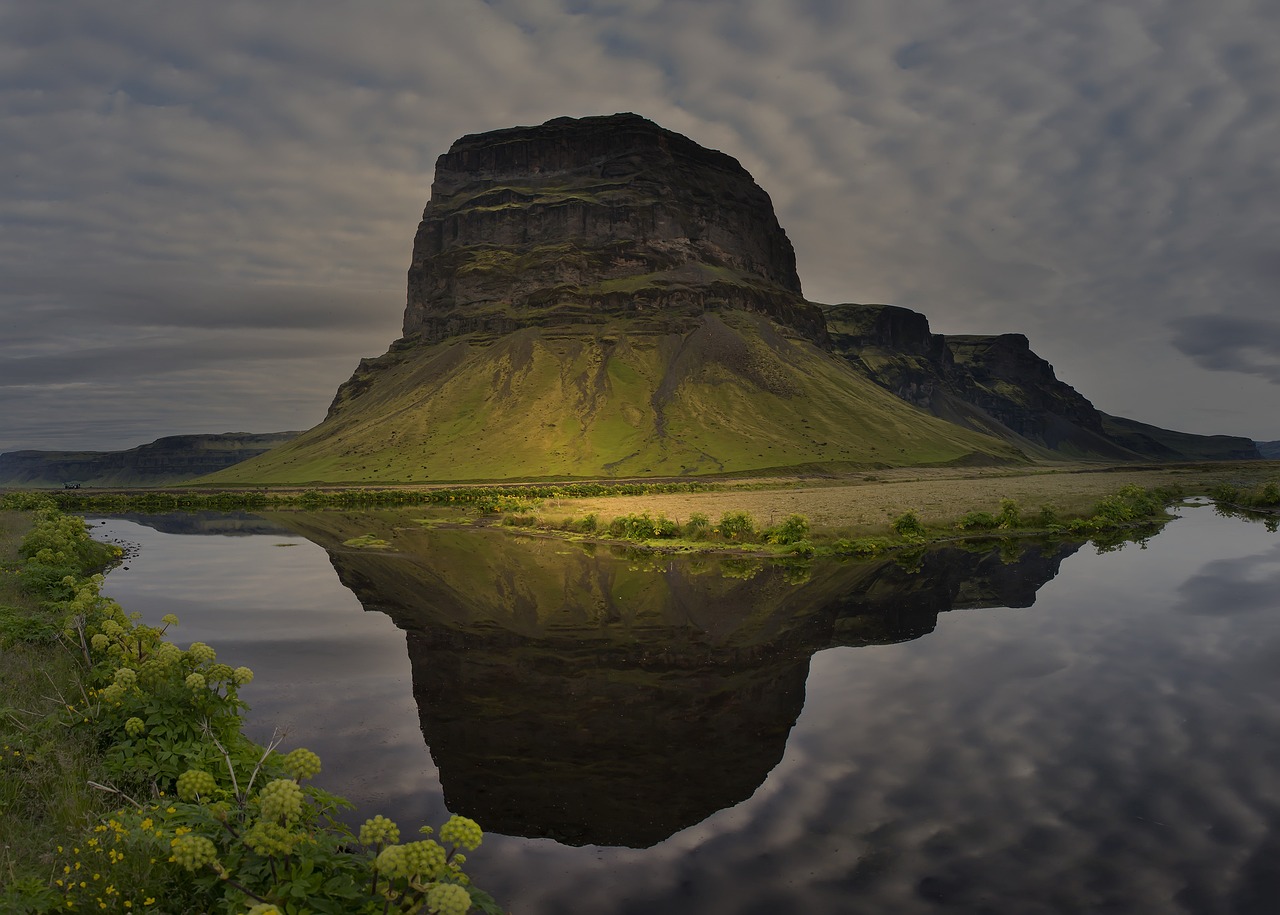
left=403, top=112, right=823, bottom=343
left=213, top=115, right=1254, bottom=484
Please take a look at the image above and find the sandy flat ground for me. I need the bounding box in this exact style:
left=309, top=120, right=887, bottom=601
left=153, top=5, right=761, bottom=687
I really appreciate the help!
left=539, top=463, right=1275, bottom=535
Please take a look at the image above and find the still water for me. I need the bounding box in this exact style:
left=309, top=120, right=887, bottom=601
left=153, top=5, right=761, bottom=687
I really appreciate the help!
left=89, top=504, right=1280, bottom=914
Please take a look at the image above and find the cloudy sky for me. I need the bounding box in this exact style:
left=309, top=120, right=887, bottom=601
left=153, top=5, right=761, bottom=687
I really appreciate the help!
left=4, top=0, right=1279, bottom=452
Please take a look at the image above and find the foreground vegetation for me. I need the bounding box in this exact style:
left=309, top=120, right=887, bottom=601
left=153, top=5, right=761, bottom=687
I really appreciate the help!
left=482, top=482, right=1185, bottom=559
left=0, top=498, right=499, bottom=914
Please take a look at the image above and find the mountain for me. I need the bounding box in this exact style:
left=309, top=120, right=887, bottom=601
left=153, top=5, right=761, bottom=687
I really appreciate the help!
left=825, top=303, right=1260, bottom=461
left=212, top=114, right=1254, bottom=485
left=1256, top=441, right=1280, bottom=460
left=0, top=432, right=299, bottom=488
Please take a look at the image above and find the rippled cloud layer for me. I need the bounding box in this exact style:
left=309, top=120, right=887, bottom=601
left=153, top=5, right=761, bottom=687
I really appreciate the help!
left=3, top=1, right=1279, bottom=448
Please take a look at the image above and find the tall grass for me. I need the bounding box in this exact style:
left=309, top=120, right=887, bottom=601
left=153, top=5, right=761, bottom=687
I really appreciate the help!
left=0, top=509, right=116, bottom=903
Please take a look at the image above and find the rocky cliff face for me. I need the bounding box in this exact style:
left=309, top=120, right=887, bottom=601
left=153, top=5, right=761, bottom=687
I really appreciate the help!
left=826, top=303, right=1261, bottom=461
left=402, top=113, right=826, bottom=344
left=1258, top=440, right=1280, bottom=460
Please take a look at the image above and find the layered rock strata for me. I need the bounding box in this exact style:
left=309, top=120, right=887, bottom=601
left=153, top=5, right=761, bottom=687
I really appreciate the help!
left=826, top=303, right=1260, bottom=461
left=402, top=113, right=826, bottom=344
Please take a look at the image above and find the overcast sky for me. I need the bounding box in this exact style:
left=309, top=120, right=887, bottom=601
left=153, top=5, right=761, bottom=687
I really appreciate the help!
left=4, top=0, right=1279, bottom=452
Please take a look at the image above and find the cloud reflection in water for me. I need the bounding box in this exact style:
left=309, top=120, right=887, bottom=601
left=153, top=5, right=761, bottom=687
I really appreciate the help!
left=96, top=505, right=1280, bottom=913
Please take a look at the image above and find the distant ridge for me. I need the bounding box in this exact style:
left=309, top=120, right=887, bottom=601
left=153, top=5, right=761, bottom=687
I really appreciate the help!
left=0, top=432, right=299, bottom=488
left=825, top=303, right=1260, bottom=462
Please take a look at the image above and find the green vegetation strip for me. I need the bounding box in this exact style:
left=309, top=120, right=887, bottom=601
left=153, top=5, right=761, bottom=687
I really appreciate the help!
left=39, top=481, right=721, bottom=514
left=495, top=483, right=1193, bottom=559
left=0, top=495, right=500, bottom=914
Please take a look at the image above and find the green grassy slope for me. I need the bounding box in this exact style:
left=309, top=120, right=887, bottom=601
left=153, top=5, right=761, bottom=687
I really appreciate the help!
left=210, top=311, right=1025, bottom=484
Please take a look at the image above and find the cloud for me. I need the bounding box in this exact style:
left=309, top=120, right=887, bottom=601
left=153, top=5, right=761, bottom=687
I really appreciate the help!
left=1169, top=314, right=1280, bottom=384
left=2, top=0, right=1280, bottom=448
left=1174, top=542, right=1280, bottom=615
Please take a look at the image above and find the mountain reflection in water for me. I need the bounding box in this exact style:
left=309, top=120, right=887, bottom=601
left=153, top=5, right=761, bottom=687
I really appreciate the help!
left=96, top=507, right=1280, bottom=913
left=266, top=512, right=1079, bottom=848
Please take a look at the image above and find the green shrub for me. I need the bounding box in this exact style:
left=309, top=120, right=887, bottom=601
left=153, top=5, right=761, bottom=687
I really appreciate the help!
left=891, top=511, right=927, bottom=542
left=1210, top=483, right=1241, bottom=504
left=1091, top=495, right=1135, bottom=523
left=683, top=513, right=711, bottom=540
left=956, top=511, right=998, bottom=531
left=996, top=498, right=1022, bottom=529
left=7, top=506, right=502, bottom=913
left=717, top=512, right=756, bottom=542
left=654, top=515, right=679, bottom=538
left=766, top=514, right=810, bottom=545
left=607, top=513, right=677, bottom=540
left=1256, top=482, right=1280, bottom=507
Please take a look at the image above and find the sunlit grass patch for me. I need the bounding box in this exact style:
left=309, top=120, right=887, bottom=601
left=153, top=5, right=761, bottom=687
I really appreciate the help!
left=342, top=533, right=392, bottom=549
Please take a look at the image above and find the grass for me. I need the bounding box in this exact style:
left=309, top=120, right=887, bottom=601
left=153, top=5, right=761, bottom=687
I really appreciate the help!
left=207, top=312, right=1023, bottom=485
left=0, top=511, right=113, bottom=901
left=530, top=463, right=1274, bottom=538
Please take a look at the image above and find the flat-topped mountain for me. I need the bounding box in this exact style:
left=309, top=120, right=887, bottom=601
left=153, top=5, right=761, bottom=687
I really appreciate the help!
left=404, top=112, right=823, bottom=343
left=211, top=114, right=1255, bottom=484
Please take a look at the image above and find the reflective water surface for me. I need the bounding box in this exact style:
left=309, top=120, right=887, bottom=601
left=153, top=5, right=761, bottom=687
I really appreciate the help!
left=91, top=505, right=1280, bottom=914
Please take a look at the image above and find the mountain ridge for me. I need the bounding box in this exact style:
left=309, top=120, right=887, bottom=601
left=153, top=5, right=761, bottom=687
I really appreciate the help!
left=209, top=114, right=1257, bottom=483
left=13, top=113, right=1250, bottom=488
left=0, top=432, right=300, bottom=488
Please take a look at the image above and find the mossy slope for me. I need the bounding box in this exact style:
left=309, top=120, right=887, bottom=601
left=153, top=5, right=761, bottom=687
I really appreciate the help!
left=212, top=311, right=1024, bottom=484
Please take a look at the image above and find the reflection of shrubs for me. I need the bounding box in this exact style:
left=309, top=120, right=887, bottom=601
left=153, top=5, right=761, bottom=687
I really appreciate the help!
left=893, top=546, right=926, bottom=574
left=833, top=536, right=894, bottom=558
left=719, top=557, right=762, bottom=579
left=342, top=533, right=391, bottom=548
left=997, top=539, right=1024, bottom=563
left=781, top=562, right=812, bottom=584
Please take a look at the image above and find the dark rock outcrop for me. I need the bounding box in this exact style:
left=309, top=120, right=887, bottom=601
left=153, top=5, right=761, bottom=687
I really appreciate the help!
left=826, top=303, right=1261, bottom=461
left=0, top=432, right=300, bottom=487
left=402, top=113, right=827, bottom=344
